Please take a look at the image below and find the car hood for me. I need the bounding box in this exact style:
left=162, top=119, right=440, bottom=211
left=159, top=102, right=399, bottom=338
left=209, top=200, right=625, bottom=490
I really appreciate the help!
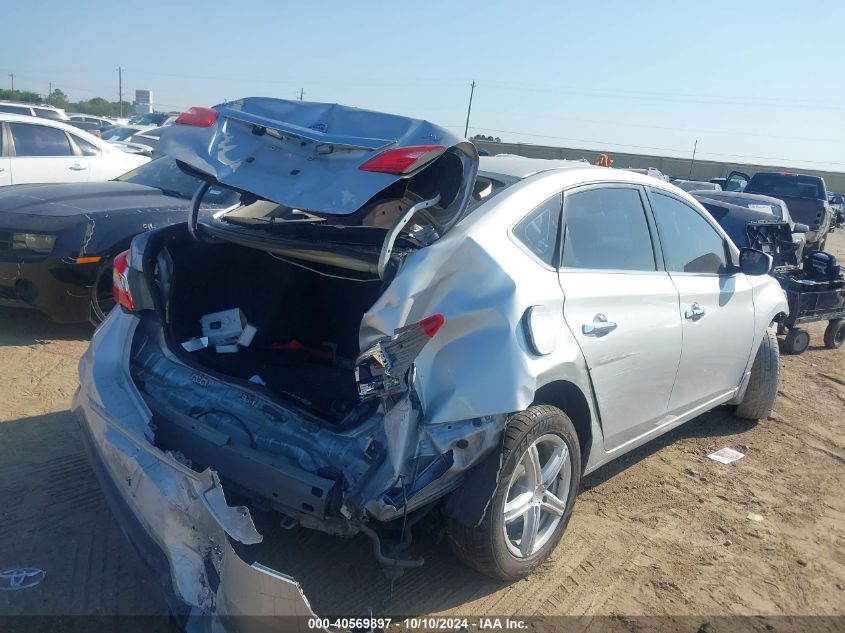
left=158, top=97, right=478, bottom=228
left=0, top=181, right=190, bottom=217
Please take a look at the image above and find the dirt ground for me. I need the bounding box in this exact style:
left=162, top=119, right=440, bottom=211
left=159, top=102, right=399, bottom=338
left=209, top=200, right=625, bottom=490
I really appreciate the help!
left=0, top=232, right=843, bottom=625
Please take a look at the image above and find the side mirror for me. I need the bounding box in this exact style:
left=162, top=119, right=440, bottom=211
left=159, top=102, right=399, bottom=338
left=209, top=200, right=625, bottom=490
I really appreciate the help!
left=740, top=247, right=773, bottom=276
left=793, top=223, right=810, bottom=234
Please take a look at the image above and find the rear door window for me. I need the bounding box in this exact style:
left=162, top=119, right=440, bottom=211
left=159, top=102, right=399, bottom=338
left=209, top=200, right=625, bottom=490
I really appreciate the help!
left=10, top=123, right=74, bottom=157
left=650, top=191, right=729, bottom=275
left=561, top=186, right=656, bottom=271
left=0, top=104, right=31, bottom=116
left=512, top=193, right=562, bottom=267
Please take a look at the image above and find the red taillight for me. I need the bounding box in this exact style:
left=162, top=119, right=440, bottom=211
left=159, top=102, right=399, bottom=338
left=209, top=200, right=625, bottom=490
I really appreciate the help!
left=175, top=106, right=218, bottom=127
left=359, top=145, right=445, bottom=174
left=418, top=314, right=445, bottom=338
left=93, top=130, right=101, bottom=138
left=112, top=250, right=135, bottom=312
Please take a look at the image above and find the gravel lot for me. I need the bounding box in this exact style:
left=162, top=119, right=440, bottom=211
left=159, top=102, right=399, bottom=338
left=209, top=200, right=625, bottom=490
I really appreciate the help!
left=0, top=232, right=843, bottom=624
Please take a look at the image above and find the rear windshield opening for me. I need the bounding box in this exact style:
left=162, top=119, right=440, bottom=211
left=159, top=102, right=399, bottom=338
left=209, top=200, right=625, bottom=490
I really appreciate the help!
left=747, top=174, right=825, bottom=200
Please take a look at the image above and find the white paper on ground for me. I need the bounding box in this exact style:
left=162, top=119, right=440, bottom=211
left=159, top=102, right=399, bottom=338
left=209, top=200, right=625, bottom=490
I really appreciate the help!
left=215, top=344, right=240, bottom=354
left=707, top=447, right=745, bottom=464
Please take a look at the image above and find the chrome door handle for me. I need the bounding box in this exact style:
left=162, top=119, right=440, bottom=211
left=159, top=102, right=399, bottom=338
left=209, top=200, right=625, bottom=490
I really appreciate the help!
left=684, top=303, right=706, bottom=321
left=69, top=164, right=86, bottom=171
left=582, top=313, right=618, bottom=337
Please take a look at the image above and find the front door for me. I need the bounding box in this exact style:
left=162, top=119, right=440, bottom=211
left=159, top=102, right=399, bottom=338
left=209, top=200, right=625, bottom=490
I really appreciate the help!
left=724, top=171, right=750, bottom=192
left=8, top=121, right=89, bottom=184
left=559, top=184, right=683, bottom=452
left=647, top=189, right=756, bottom=413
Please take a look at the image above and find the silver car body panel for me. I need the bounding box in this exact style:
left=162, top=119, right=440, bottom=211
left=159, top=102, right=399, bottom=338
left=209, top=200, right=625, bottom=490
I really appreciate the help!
left=75, top=154, right=788, bottom=621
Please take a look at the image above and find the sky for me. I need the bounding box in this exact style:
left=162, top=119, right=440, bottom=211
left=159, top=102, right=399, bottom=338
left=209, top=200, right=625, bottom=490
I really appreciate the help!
left=2, top=0, right=844, bottom=171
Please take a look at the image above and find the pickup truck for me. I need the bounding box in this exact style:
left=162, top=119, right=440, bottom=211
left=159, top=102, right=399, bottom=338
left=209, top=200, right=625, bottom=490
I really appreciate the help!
left=725, top=170, right=833, bottom=251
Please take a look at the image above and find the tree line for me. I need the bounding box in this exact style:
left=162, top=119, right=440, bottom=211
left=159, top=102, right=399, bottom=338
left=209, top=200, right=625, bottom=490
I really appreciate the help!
left=0, top=88, right=136, bottom=117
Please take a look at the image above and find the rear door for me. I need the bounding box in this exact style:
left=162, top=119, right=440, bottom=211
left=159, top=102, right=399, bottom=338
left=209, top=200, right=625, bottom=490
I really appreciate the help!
left=8, top=122, right=90, bottom=184
left=647, top=189, right=755, bottom=414
left=559, top=184, right=683, bottom=452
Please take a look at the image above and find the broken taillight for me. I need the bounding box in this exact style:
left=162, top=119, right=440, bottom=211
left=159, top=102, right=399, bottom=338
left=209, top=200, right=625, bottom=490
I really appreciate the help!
left=359, top=145, right=445, bottom=175
left=112, top=250, right=135, bottom=312
left=175, top=106, right=218, bottom=127
left=356, top=314, right=445, bottom=399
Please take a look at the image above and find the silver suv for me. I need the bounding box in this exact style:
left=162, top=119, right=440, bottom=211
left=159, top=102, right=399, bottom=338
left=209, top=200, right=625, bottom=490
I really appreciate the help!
left=74, top=99, right=788, bottom=621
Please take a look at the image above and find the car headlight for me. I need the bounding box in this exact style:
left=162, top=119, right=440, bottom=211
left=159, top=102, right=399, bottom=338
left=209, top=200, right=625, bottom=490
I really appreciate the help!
left=11, top=233, right=57, bottom=254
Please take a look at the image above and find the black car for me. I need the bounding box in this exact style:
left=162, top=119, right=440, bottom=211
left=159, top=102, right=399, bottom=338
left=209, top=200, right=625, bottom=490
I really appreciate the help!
left=0, top=157, right=238, bottom=323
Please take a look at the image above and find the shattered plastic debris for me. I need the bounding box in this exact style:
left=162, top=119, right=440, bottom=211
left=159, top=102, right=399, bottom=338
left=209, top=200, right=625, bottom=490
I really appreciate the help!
left=249, top=374, right=267, bottom=386
left=0, top=568, right=46, bottom=591
left=181, top=336, right=209, bottom=352
left=707, top=447, right=745, bottom=464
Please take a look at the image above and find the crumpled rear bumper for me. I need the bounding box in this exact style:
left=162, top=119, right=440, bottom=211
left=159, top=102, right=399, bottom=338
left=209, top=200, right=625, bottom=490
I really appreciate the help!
left=73, top=311, right=319, bottom=631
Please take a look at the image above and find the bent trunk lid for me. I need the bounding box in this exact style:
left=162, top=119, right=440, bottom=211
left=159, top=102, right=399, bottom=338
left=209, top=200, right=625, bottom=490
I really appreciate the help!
left=158, top=98, right=478, bottom=273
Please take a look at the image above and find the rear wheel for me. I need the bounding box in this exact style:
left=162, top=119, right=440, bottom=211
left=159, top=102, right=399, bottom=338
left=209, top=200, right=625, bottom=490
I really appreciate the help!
left=784, top=327, right=810, bottom=355
left=446, top=405, right=580, bottom=580
left=89, top=262, right=115, bottom=325
left=735, top=327, right=780, bottom=420
left=824, top=319, right=845, bottom=349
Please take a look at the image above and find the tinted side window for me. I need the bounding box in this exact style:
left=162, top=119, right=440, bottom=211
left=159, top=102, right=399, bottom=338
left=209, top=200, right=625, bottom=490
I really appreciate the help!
left=512, top=193, right=562, bottom=267
left=10, top=123, right=73, bottom=157
left=72, top=135, right=100, bottom=156
left=650, top=192, right=728, bottom=274
left=33, top=108, right=63, bottom=121
left=561, top=187, right=655, bottom=271
left=0, top=104, right=31, bottom=115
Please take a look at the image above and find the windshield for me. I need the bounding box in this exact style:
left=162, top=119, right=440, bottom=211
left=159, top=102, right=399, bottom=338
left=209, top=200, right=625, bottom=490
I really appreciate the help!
left=129, top=113, right=167, bottom=125
left=116, top=157, right=239, bottom=205
left=102, top=126, right=141, bottom=141
left=746, top=174, right=825, bottom=200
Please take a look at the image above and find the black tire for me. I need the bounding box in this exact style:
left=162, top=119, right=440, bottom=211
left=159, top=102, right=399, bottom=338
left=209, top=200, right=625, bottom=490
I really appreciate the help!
left=735, top=327, right=780, bottom=420
left=784, top=327, right=810, bottom=355
left=824, top=319, right=845, bottom=349
left=446, top=405, right=581, bottom=580
left=89, top=262, right=115, bottom=325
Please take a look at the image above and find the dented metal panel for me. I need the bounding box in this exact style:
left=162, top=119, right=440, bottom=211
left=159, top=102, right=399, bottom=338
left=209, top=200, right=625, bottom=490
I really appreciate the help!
left=158, top=97, right=477, bottom=218
left=73, top=312, right=320, bottom=626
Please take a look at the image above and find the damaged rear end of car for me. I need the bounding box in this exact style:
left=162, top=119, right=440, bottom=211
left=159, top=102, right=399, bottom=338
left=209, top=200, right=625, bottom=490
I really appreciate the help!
left=75, top=98, right=500, bottom=625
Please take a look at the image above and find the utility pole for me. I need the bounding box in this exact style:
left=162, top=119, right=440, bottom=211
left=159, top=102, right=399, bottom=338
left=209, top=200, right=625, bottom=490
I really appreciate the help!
left=299, top=88, right=303, bottom=101
left=48, top=82, right=52, bottom=104
left=117, top=67, right=123, bottom=117
left=688, top=139, right=698, bottom=179
left=9, top=72, right=14, bottom=91
left=463, top=80, right=476, bottom=137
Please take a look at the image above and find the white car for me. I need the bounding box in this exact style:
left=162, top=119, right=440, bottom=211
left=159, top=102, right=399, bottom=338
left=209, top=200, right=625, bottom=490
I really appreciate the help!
left=0, top=113, right=149, bottom=186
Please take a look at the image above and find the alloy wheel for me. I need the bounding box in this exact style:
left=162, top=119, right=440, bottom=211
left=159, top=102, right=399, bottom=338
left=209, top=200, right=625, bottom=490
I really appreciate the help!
left=502, top=433, right=572, bottom=558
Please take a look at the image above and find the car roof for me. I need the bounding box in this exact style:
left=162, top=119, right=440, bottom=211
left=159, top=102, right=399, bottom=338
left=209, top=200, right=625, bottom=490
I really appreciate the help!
left=0, top=112, right=111, bottom=145
left=479, top=154, right=595, bottom=180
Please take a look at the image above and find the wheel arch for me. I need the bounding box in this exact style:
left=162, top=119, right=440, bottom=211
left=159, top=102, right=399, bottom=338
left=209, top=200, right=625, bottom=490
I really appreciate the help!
left=531, top=380, right=593, bottom=469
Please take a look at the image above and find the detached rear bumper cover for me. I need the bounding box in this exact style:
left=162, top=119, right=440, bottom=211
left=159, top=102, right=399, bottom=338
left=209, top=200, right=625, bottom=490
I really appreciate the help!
left=72, top=312, right=317, bottom=625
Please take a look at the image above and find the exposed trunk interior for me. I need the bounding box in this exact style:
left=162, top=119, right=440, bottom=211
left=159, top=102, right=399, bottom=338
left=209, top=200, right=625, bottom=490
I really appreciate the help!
left=165, top=239, right=383, bottom=423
